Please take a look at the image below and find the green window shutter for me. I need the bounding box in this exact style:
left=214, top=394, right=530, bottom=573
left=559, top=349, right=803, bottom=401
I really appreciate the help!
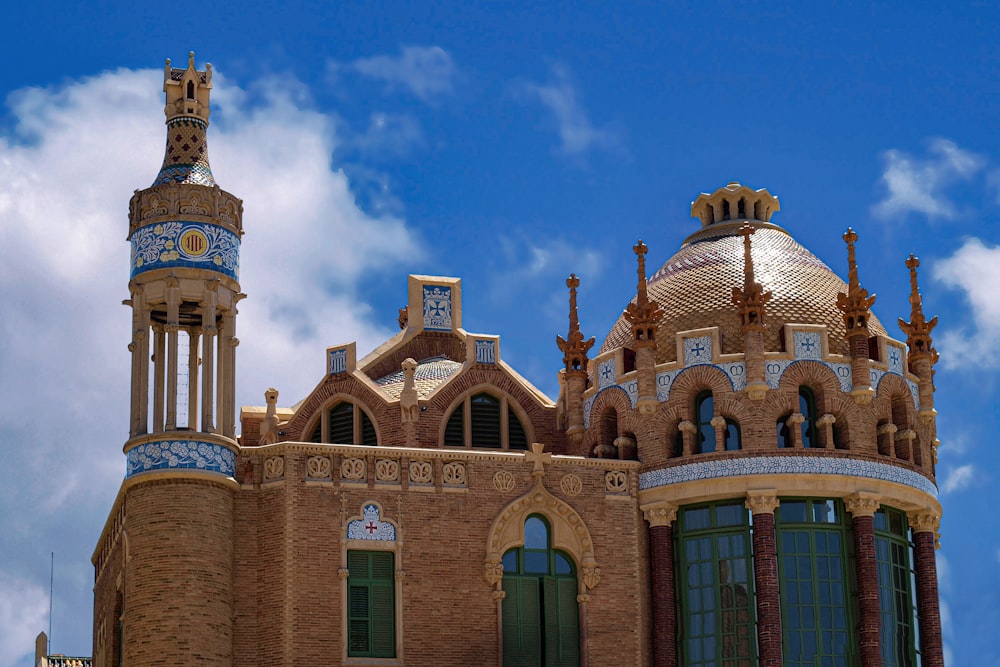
left=444, top=407, right=464, bottom=447
left=329, top=403, right=354, bottom=444
left=544, top=577, right=580, bottom=667
left=360, top=409, right=378, bottom=446
left=508, top=410, right=528, bottom=450
left=471, top=394, right=502, bottom=448
left=503, top=577, right=541, bottom=666
left=347, top=551, right=395, bottom=658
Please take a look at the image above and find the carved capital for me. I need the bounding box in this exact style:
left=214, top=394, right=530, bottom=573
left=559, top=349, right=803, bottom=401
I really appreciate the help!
left=851, top=386, right=875, bottom=405
left=710, top=415, right=726, bottom=429
left=678, top=420, right=697, bottom=435
left=641, top=502, right=677, bottom=527
left=817, top=413, right=837, bottom=427
left=787, top=413, right=805, bottom=426
left=337, top=567, right=350, bottom=580
left=745, top=490, right=780, bottom=515
left=877, top=422, right=898, bottom=436
left=844, top=492, right=881, bottom=518
left=576, top=593, right=591, bottom=605
left=492, top=590, right=507, bottom=602
left=895, top=428, right=917, bottom=442
left=908, top=511, right=940, bottom=534
left=745, top=381, right=769, bottom=401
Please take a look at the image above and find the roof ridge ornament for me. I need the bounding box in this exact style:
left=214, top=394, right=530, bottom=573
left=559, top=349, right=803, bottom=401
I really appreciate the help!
left=556, top=274, right=595, bottom=374
left=898, top=255, right=938, bottom=364
left=731, top=223, right=771, bottom=333
left=623, top=240, right=664, bottom=348
left=836, top=227, right=877, bottom=335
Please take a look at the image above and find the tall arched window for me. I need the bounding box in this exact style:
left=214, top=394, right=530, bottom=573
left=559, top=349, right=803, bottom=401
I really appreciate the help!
left=443, top=392, right=529, bottom=449
left=501, top=516, right=579, bottom=667
left=308, top=400, right=378, bottom=446
left=695, top=391, right=716, bottom=453
left=799, top=386, right=818, bottom=448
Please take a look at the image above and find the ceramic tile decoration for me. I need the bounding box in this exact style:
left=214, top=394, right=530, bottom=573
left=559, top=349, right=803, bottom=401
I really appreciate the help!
left=475, top=339, right=496, bottom=363
left=683, top=335, right=713, bottom=365
left=830, top=363, right=853, bottom=393
left=126, top=440, right=235, bottom=478
left=597, top=359, right=616, bottom=389
left=793, top=331, right=823, bottom=360
left=717, top=362, right=748, bottom=392
left=422, top=285, right=453, bottom=330
left=765, top=359, right=795, bottom=389
left=639, top=456, right=937, bottom=497
left=347, top=503, right=397, bottom=541
left=656, top=370, right=682, bottom=402
left=886, top=343, right=906, bottom=375
left=131, top=221, right=240, bottom=280
left=328, top=348, right=347, bottom=375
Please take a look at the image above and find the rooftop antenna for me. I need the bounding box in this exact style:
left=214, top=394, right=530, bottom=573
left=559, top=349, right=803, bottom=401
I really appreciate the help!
left=48, top=551, right=53, bottom=655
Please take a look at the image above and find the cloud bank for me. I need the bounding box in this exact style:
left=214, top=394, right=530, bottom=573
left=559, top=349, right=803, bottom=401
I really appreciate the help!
left=872, top=138, right=984, bottom=220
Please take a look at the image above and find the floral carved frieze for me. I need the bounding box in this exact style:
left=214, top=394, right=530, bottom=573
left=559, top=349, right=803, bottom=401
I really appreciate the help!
left=306, top=456, right=331, bottom=479
left=341, top=457, right=366, bottom=482
left=442, top=461, right=467, bottom=487
left=375, top=458, right=400, bottom=483
left=126, top=440, right=235, bottom=478
left=409, top=461, right=433, bottom=485
left=263, top=456, right=284, bottom=481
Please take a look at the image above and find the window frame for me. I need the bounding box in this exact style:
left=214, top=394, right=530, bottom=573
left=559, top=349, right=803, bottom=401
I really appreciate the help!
left=306, top=397, right=380, bottom=446
left=346, top=550, right=396, bottom=659
left=441, top=387, right=533, bottom=450
left=874, top=507, right=919, bottom=667
left=694, top=390, right=716, bottom=454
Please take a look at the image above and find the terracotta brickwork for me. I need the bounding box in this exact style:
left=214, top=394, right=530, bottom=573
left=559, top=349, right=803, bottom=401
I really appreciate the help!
left=648, top=524, right=676, bottom=667
left=851, top=514, right=882, bottom=667
left=913, top=530, right=944, bottom=667
left=750, top=511, right=782, bottom=667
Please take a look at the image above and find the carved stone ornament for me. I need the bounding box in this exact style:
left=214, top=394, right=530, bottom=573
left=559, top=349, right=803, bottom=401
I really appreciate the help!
left=442, top=461, right=467, bottom=486
left=582, top=566, right=601, bottom=590
left=341, top=457, right=366, bottom=481
left=560, top=474, right=583, bottom=497
left=375, top=458, right=400, bottom=482
left=409, top=460, right=433, bottom=484
left=492, top=590, right=507, bottom=602
left=605, top=470, right=628, bottom=494
left=642, top=503, right=677, bottom=527
left=263, top=456, right=284, bottom=480
left=576, top=593, right=591, bottom=604
left=483, top=559, right=504, bottom=585
left=306, top=456, right=331, bottom=479
left=908, top=511, right=940, bottom=534
left=493, top=471, right=516, bottom=492
left=844, top=492, right=881, bottom=518
left=337, top=567, right=350, bottom=580
left=745, top=491, right=780, bottom=515
left=678, top=420, right=697, bottom=435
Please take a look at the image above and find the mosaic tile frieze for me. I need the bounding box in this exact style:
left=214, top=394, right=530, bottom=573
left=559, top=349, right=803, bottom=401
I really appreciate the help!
left=422, top=285, right=452, bottom=330
left=126, top=440, right=235, bottom=478
left=347, top=504, right=396, bottom=541
left=793, top=331, right=823, bottom=360
left=639, top=456, right=937, bottom=497
left=683, top=335, right=713, bottom=365
left=130, top=221, right=239, bottom=280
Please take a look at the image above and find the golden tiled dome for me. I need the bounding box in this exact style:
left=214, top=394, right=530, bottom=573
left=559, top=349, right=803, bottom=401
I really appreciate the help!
left=600, top=218, right=887, bottom=362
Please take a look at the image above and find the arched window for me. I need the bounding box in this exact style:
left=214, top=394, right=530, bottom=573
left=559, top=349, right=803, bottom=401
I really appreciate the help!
left=443, top=392, right=529, bottom=450
left=799, top=386, right=818, bottom=448
left=186, top=80, right=195, bottom=99
left=724, top=418, right=741, bottom=451
left=501, top=516, right=579, bottom=667
left=777, top=415, right=792, bottom=448
left=308, top=400, right=378, bottom=446
left=695, top=391, right=716, bottom=453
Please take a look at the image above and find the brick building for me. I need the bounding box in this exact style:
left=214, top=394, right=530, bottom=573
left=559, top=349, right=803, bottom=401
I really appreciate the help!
left=91, top=54, right=944, bottom=666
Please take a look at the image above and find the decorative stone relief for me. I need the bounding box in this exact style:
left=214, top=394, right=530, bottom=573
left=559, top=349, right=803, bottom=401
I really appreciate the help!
left=605, top=470, right=628, bottom=494
left=560, top=474, right=583, bottom=497
left=328, top=348, right=347, bottom=375
left=744, top=492, right=780, bottom=515
left=581, top=566, right=601, bottom=589
left=263, top=456, right=284, bottom=480
left=493, top=471, right=516, bottom=492
left=475, top=339, right=496, bottom=363
left=483, top=559, right=503, bottom=585
left=126, top=440, right=235, bottom=478
left=409, top=461, right=433, bottom=485
left=442, top=461, right=467, bottom=486
left=642, top=502, right=677, bottom=527
left=845, top=493, right=881, bottom=517
left=908, top=511, right=940, bottom=534
left=375, top=458, right=400, bottom=482
left=306, top=456, right=331, bottom=479
left=341, top=457, right=366, bottom=481
left=347, top=503, right=396, bottom=541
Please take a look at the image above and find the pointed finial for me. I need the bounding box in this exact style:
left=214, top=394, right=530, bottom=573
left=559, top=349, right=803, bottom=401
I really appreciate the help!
left=899, top=254, right=938, bottom=362
left=623, top=240, right=664, bottom=347
left=836, top=227, right=876, bottom=335
left=557, top=274, right=595, bottom=373
left=188, top=51, right=196, bottom=68
left=732, top=223, right=771, bottom=332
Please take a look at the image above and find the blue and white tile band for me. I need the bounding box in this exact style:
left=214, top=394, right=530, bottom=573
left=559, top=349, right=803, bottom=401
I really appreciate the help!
left=126, top=440, right=236, bottom=478
left=131, top=221, right=240, bottom=280
left=639, top=455, right=937, bottom=497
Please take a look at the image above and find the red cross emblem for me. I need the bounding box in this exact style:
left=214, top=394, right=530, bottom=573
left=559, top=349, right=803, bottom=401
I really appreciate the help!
left=365, top=521, right=378, bottom=534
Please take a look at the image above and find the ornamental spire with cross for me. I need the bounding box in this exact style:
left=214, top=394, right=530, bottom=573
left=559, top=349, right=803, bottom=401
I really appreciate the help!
left=524, top=442, right=553, bottom=478
left=623, top=240, right=664, bottom=348
left=836, top=228, right=877, bottom=336
left=556, top=274, right=595, bottom=373
left=898, top=254, right=938, bottom=364
left=731, top=223, right=771, bottom=333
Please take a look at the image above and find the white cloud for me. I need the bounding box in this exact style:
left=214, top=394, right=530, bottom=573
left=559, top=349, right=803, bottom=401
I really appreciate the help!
left=347, top=112, right=424, bottom=159
left=872, top=138, right=984, bottom=220
left=940, top=464, right=975, bottom=494
left=933, top=238, right=1000, bottom=367
left=517, top=66, right=618, bottom=156
left=0, top=66, right=419, bottom=659
left=339, top=46, right=456, bottom=103
left=0, top=573, right=48, bottom=667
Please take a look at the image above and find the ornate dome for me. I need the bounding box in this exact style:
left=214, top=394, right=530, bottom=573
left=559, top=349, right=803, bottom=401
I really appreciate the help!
left=600, top=184, right=887, bottom=362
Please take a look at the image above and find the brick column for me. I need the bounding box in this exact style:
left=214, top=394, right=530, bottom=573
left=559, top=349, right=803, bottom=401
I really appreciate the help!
left=846, top=493, right=882, bottom=667
left=643, top=502, right=678, bottom=667
left=910, top=512, right=944, bottom=667
left=746, top=491, right=782, bottom=667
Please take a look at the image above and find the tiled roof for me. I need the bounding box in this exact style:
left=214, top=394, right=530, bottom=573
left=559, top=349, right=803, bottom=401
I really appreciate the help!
left=601, top=224, right=887, bottom=361
left=374, top=356, right=464, bottom=399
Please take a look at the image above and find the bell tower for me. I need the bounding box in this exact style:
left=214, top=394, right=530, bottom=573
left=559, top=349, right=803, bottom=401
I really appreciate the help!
left=119, top=53, right=242, bottom=665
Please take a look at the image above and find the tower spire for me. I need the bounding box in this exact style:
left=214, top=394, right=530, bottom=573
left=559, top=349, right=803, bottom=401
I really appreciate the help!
left=557, top=274, right=594, bottom=448
left=732, top=223, right=771, bottom=400
left=624, top=241, right=663, bottom=415
left=899, top=255, right=939, bottom=424
left=836, top=228, right=877, bottom=402
left=154, top=52, right=216, bottom=186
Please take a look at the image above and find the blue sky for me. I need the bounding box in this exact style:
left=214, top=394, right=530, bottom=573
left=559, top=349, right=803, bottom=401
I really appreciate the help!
left=1, top=2, right=998, bottom=665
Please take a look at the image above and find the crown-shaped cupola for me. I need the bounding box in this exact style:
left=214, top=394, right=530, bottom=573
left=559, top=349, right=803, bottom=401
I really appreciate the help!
left=691, top=182, right=780, bottom=227
left=153, top=52, right=216, bottom=187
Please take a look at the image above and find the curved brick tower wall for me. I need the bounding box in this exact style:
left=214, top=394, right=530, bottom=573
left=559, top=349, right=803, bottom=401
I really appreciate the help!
left=119, top=53, right=243, bottom=665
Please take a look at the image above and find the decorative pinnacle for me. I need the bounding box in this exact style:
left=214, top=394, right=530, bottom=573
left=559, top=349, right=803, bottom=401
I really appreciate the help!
left=556, top=274, right=595, bottom=373
left=898, top=254, right=938, bottom=363
left=731, top=224, right=771, bottom=333
left=836, top=227, right=876, bottom=335
left=623, top=240, right=664, bottom=347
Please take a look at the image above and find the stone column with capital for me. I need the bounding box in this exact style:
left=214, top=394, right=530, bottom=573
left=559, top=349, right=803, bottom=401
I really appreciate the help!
left=910, top=512, right=944, bottom=667
left=845, top=493, right=882, bottom=667
left=643, top=503, right=678, bottom=667
left=745, top=492, right=782, bottom=667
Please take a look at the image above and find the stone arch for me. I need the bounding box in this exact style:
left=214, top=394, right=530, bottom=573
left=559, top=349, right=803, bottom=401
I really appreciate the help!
left=299, top=393, right=382, bottom=446
left=439, top=382, right=538, bottom=449
left=483, top=479, right=600, bottom=590
left=668, top=365, right=735, bottom=412
left=584, top=386, right=632, bottom=455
